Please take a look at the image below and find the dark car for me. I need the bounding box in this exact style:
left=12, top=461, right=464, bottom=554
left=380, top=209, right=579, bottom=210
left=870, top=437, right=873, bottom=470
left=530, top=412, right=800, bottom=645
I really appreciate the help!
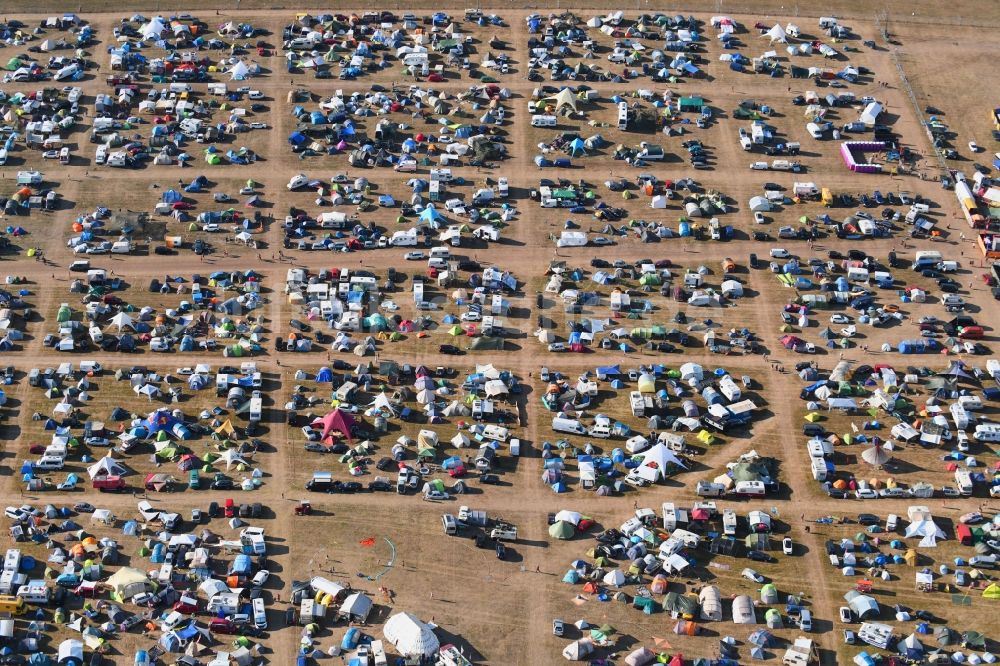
left=746, top=550, right=775, bottom=563
left=495, top=542, right=507, bottom=560
left=858, top=513, right=880, bottom=526
left=439, top=344, right=463, bottom=355
left=210, top=476, right=234, bottom=490
left=803, top=424, right=825, bottom=436
left=154, top=246, right=176, bottom=255
left=475, top=534, right=489, bottom=548
left=368, top=479, right=393, bottom=492
left=341, top=481, right=362, bottom=493
left=208, top=501, right=220, bottom=517
left=479, top=473, right=500, bottom=484
left=376, top=457, right=393, bottom=471
left=590, top=258, right=610, bottom=268
left=828, top=489, right=849, bottom=499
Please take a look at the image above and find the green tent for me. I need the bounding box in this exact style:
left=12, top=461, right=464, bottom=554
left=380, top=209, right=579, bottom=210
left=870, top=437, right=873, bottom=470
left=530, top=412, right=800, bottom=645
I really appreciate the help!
left=428, top=479, right=445, bottom=492
left=5, top=58, right=22, bottom=71
left=448, top=325, right=463, bottom=336
left=57, top=304, right=72, bottom=323
left=548, top=520, right=575, bottom=540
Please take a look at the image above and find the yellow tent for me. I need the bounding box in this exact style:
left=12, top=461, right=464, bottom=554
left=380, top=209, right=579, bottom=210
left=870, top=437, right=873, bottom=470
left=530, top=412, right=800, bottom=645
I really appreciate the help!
left=544, top=88, right=578, bottom=114
left=697, top=429, right=715, bottom=445
left=983, top=583, right=1000, bottom=599
left=904, top=549, right=916, bottom=566
left=804, top=412, right=821, bottom=422
left=214, top=419, right=236, bottom=437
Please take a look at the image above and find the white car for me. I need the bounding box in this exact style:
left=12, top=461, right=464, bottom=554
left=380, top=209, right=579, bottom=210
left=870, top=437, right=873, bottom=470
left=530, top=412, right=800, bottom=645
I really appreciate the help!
left=404, top=251, right=426, bottom=260
left=380, top=300, right=399, bottom=311
left=839, top=606, right=853, bottom=623
left=248, top=90, right=264, bottom=99
left=249, top=122, right=268, bottom=130
left=830, top=314, right=850, bottom=324
left=176, top=367, right=194, bottom=375
left=460, top=311, right=482, bottom=322
left=548, top=342, right=567, bottom=352
left=754, top=212, right=766, bottom=224
left=969, top=140, right=980, bottom=153
left=782, top=538, right=793, bottom=555
left=149, top=338, right=171, bottom=352
left=769, top=248, right=790, bottom=258
left=855, top=488, right=878, bottom=500
left=202, top=223, right=221, bottom=232
left=591, top=236, right=614, bottom=246
left=741, top=568, right=764, bottom=583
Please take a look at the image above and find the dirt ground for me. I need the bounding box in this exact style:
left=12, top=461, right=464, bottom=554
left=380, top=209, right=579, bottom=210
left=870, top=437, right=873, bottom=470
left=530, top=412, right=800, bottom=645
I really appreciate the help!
left=0, top=5, right=999, bottom=666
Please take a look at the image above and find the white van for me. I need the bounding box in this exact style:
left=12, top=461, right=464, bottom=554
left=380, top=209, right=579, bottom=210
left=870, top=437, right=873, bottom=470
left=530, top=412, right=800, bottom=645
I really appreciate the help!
left=531, top=115, right=557, bottom=127
left=95, top=145, right=108, bottom=165
left=252, top=597, right=267, bottom=630
left=552, top=415, right=587, bottom=435
left=885, top=514, right=898, bottom=532
left=955, top=469, right=974, bottom=496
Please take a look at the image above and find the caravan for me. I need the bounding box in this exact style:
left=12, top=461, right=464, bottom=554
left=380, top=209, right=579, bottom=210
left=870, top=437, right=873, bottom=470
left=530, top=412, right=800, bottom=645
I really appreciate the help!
left=617, top=102, right=629, bottom=130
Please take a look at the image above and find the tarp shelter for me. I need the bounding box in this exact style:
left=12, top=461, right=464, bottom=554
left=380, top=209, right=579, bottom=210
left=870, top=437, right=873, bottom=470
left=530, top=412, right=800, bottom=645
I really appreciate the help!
left=383, top=613, right=439, bottom=657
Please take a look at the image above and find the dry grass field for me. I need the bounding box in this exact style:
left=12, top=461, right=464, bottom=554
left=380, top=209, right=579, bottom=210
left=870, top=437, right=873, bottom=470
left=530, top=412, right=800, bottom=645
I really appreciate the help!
left=0, top=4, right=998, bottom=666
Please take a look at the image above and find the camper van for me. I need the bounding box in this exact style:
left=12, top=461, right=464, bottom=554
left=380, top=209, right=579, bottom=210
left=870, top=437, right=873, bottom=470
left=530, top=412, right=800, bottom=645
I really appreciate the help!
left=552, top=416, right=587, bottom=435
left=617, top=102, right=629, bottom=130
left=662, top=503, right=677, bottom=531
left=974, top=424, right=1000, bottom=441
left=954, top=469, right=974, bottom=496
left=587, top=415, right=612, bottom=439
left=722, top=509, right=737, bottom=536
left=531, top=115, right=557, bottom=127
left=912, top=250, right=943, bottom=270
left=252, top=597, right=267, bottom=630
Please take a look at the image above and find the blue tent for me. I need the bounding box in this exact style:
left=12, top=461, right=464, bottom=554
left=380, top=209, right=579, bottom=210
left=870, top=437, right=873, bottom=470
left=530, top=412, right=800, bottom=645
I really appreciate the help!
left=316, top=367, right=333, bottom=383
left=552, top=481, right=567, bottom=493
left=563, top=569, right=580, bottom=583
left=568, top=138, right=586, bottom=156
left=419, top=206, right=444, bottom=225
left=162, top=190, right=181, bottom=204
left=179, top=335, right=194, bottom=352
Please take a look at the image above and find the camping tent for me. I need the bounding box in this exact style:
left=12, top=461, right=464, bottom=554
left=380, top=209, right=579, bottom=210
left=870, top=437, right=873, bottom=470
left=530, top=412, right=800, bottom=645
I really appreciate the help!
left=311, top=408, right=355, bottom=443
left=383, top=613, right=439, bottom=657
left=545, top=88, right=578, bottom=114
left=107, top=567, right=149, bottom=600
left=732, top=595, right=756, bottom=624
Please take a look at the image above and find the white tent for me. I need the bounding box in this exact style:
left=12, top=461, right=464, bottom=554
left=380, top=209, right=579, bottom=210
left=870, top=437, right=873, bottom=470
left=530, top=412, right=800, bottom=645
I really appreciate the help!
left=732, top=595, right=756, bottom=624
left=700, top=585, right=723, bottom=621
left=536, top=328, right=555, bottom=344
left=87, top=455, right=127, bottom=480
left=141, top=17, right=166, bottom=39
left=650, top=195, right=668, bottom=209
left=905, top=519, right=946, bottom=547
left=383, top=613, right=439, bottom=657
left=108, top=312, right=135, bottom=331
left=368, top=392, right=398, bottom=415
left=562, top=638, right=595, bottom=661
left=338, top=592, right=373, bottom=622
left=229, top=61, right=250, bottom=81
left=766, top=24, right=787, bottom=43
left=136, top=384, right=160, bottom=400
left=39, top=39, right=53, bottom=52
left=748, top=196, right=772, bottom=212
left=554, top=510, right=582, bottom=526
left=484, top=379, right=508, bottom=398
left=416, top=389, right=434, bottom=405
left=220, top=448, right=249, bottom=470
left=450, top=431, right=470, bottom=448
left=602, top=569, right=626, bottom=587
left=58, top=640, right=83, bottom=665
left=633, top=442, right=688, bottom=483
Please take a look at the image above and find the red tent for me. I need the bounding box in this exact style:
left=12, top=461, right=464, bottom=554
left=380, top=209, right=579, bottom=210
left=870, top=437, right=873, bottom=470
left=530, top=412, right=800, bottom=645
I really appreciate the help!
left=669, top=654, right=684, bottom=666
left=311, top=408, right=355, bottom=443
